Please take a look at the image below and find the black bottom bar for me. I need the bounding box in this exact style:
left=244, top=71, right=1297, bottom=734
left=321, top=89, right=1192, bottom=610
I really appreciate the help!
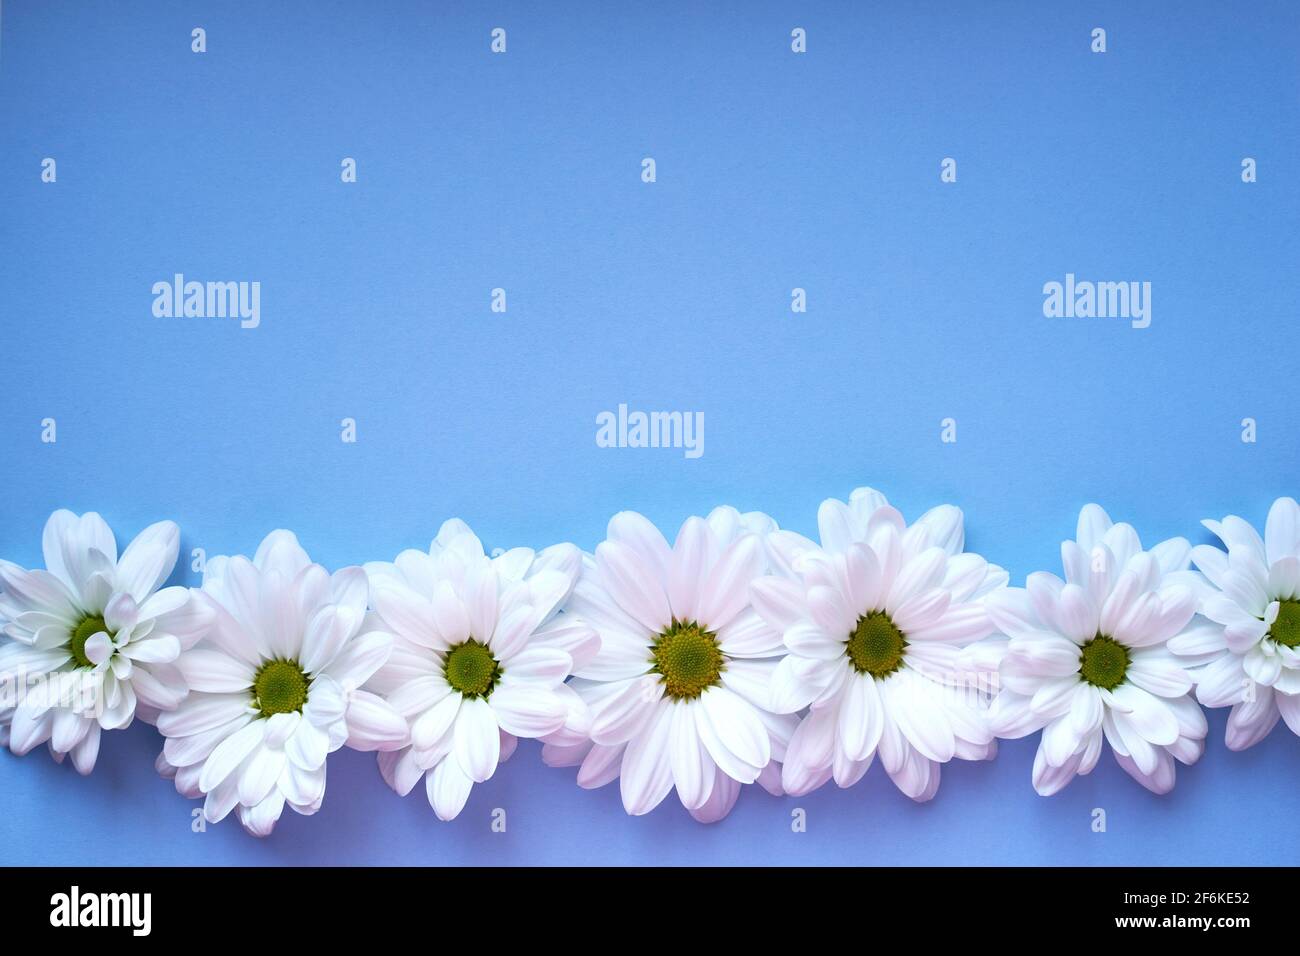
left=0, top=866, right=1277, bottom=939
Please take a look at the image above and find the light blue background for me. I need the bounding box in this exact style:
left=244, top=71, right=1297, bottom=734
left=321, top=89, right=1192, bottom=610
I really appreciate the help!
left=1, top=0, right=1297, bottom=865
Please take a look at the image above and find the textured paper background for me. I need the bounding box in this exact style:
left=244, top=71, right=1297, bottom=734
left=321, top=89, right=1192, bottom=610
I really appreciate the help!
left=1, top=0, right=1297, bottom=864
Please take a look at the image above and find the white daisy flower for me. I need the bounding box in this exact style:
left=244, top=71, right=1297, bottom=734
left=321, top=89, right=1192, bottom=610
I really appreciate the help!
left=986, top=504, right=1206, bottom=796
left=0, top=510, right=210, bottom=774
left=751, top=487, right=1007, bottom=801
left=156, top=530, right=407, bottom=837
left=542, top=507, right=797, bottom=823
left=1170, top=497, right=1300, bottom=750
left=363, top=520, right=599, bottom=822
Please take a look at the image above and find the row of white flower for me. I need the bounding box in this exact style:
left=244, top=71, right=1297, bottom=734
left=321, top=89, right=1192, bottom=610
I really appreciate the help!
left=1, top=490, right=1296, bottom=836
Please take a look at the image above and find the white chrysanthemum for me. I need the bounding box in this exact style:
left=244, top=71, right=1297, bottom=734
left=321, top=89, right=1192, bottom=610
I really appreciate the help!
left=1170, top=497, right=1300, bottom=750
left=362, top=520, right=598, bottom=821
left=987, top=505, right=1206, bottom=796
left=0, top=510, right=210, bottom=774
left=542, top=508, right=797, bottom=823
left=156, top=531, right=407, bottom=837
left=751, top=487, right=1007, bottom=801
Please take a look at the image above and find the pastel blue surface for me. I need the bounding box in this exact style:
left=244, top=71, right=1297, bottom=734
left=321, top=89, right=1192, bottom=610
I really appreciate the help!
left=1, top=0, right=1297, bottom=866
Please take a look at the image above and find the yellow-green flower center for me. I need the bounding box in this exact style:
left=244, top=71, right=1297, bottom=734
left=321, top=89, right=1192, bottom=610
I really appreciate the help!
left=252, top=659, right=310, bottom=717
left=69, top=614, right=110, bottom=669
left=1079, top=634, right=1130, bottom=690
left=846, top=611, right=907, bottom=678
left=651, top=621, right=724, bottom=700
left=444, top=639, right=501, bottom=698
left=1269, top=600, right=1300, bottom=649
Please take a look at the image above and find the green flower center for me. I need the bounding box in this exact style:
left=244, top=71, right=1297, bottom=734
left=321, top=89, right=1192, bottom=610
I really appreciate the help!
left=846, top=611, right=907, bottom=678
left=69, top=614, right=110, bottom=669
left=252, top=659, right=310, bottom=717
left=444, top=639, right=501, bottom=698
left=1269, top=600, right=1300, bottom=649
left=1079, top=634, right=1130, bottom=690
left=651, top=621, right=724, bottom=700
